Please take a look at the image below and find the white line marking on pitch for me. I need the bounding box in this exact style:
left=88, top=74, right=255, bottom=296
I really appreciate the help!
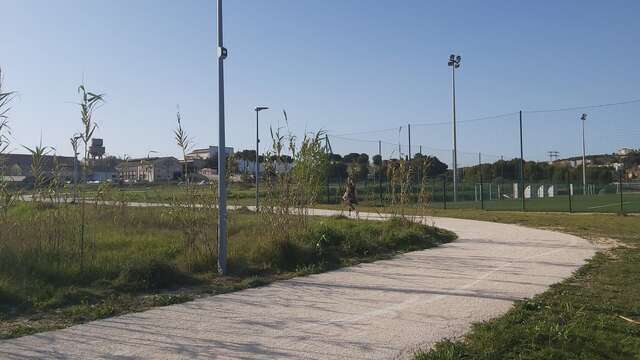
left=588, top=202, right=632, bottom=209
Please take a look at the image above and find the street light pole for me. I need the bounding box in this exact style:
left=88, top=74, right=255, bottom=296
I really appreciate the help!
left=581, top=113, right=587, bottom=195
left=216, top=0, right=228, bottom=275
left=254, top=106, right=269, bottom=211
left=448, top=54, right=461, bottom=201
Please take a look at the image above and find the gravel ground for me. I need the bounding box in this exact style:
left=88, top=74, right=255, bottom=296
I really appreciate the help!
left=0, top=210, right=596, bottom=359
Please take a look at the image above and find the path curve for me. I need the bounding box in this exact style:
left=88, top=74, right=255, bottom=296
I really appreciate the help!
left=0, top=211, right=596, bottom=359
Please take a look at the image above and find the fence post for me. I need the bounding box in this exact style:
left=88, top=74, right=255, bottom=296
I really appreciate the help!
left=619, top=170, right=624, bottom=214
left=443, top=174, right=447, bottom=210
left=338, top=175, right=342, bottom=205
left=568, top=179, right=573, bottom=213
left=378, top=140, right=383, bottom=207
left=519, top=110, right=525, bottom=212
left=479, top=152, right=484, bottom=210
left=326, top=171, right=330, bottom=204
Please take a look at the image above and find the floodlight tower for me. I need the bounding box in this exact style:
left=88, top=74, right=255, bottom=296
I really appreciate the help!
left=448, top=54, right=461, bottom=201
left=581, top=113, right=587, bottom=195
left=254, top=106, right=269, bottom=210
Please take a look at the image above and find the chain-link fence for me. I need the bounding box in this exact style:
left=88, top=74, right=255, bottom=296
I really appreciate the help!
left=320, top=176, right=639, bottom=214
left=322, top=99, right=640, bottom=214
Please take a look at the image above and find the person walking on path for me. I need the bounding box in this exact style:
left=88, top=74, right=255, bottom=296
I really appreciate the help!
left=342, top=176, right=359, bottom=217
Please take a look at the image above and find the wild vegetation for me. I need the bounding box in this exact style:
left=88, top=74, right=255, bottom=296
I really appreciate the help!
left=0, top=89, right=454, bottom=339
left=0, top=204, right=453, bottom=339
left=0, top=69, right=17, bottom=216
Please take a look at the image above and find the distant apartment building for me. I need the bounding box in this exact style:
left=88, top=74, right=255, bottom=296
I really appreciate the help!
left=186, top=146, right=234, bottom=161
left=236, top=159, right=293, bottom=175
left=616, top=148, right=636, bottom=156
left=553, top=158, right=593, bottom=168
left=116, top=157, right=181, bottom=183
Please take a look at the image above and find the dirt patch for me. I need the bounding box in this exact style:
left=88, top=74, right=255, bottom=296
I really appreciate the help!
left=594, top=237, right=632, bottom=250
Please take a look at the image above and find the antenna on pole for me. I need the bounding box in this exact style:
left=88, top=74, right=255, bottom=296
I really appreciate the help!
left=324, top=134, right=333, bottom=154
left=547, top=150, right=560, bottom=162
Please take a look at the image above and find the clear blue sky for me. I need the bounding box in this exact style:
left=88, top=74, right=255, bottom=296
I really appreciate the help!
left=2, top=0, right=639, bottom=165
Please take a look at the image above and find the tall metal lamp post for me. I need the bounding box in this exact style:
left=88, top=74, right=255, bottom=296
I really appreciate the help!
left=216, top=0, right=229, bottom=275
left=448, top=54, right=461, bottom=201
left=581, top=113, right=587, bottom=195
left=254, top=106, right=269, bottom=210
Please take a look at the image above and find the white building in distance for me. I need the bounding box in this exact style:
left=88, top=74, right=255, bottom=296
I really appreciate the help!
left=616, top=148, right=636, bottom=156
left=186, top=146, right=234, bottom=161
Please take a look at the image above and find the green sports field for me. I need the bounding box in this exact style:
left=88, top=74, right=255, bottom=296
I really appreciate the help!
left=61, top=182, right=640, bottom=213
left=322, top=180, right=640, bottom=213
left=428, top=192, right=640, bottom=213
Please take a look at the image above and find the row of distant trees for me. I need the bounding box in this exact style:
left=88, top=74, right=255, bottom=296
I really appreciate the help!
left=92, top=147, right=633, bottom=186
left=232, top=148, right=625, bottom=185
left=301, top=150, right=628, bottom=185
left=458, top=159, right=619, bottom=184
left=325, top=152, right=448, bottom=182
left=106, top=151, right=634, bottom=185
left=234, top=149, right=293, bottom=164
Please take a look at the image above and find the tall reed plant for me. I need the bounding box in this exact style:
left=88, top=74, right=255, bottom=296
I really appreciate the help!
left=76, top=85, right=104, bottom=273
left=0, top=67, right=16, bottom=248
left=165, top=110, right=218, bottom=271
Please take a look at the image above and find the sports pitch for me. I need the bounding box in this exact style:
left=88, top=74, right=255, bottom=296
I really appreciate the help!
left=429, top=192, right=640, bottom=213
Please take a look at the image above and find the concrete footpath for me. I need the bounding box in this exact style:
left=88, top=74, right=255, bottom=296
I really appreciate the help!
left=0, top=210, right=596, bottom=359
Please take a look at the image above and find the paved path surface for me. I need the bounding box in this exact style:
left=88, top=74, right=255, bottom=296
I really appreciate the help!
left=0, top=210, right=596, bottom=359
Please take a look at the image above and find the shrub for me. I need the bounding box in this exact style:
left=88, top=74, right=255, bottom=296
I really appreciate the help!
left=113, top=259, right=195, bottom=292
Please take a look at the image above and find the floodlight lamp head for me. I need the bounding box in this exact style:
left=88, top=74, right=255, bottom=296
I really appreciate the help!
left=255, top=106, right=269, bottom=112
left=581, top=113, right=587, bottom=121
left=456, top=55, right=461, bottom=62
left=449, top=54, right=455, bottom=60
left=448, top=61, right=454, bottom=66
